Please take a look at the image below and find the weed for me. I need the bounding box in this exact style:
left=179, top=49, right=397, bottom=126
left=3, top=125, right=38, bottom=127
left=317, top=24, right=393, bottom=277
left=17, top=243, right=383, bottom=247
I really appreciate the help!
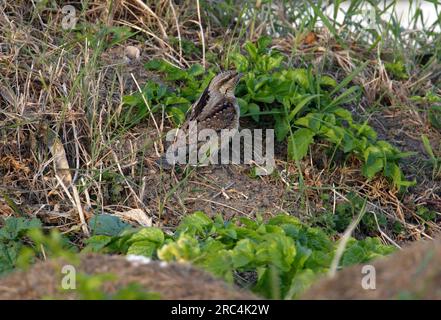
left=84, top=211, right=395, bottom=299
left=124, top=37, right=414, bottom=189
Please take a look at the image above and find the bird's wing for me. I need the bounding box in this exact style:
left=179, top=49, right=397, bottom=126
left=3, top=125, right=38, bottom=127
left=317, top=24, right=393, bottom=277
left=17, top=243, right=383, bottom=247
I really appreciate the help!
left=188, top=86, right=210, bottom=122
left=197, top=99, right=238, bottom=131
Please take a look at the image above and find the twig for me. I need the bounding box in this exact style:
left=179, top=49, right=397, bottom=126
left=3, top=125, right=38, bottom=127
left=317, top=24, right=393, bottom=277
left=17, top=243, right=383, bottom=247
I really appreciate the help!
left=328, top=199, right=367, bottom=278
left=55, top=175, right=90, bottom=236
left=195, top=0, right=206, bottom=68
left=185, top=197, right=250, bottom=217
left=169, top=0, right=183, bottom=62
left=130, top=0, right=168, bottom=39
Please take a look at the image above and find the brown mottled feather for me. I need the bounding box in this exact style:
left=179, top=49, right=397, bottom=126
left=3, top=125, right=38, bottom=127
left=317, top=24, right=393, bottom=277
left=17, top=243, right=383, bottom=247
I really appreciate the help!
left=156, top=71, right=241, bottom=168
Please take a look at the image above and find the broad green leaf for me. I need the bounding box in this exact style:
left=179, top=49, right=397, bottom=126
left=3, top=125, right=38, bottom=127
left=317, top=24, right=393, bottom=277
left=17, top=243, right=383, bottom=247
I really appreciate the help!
left=0, top=217, right=42, bottom=240
left=244, top=41, right=258, bottom=61
left=128, top=227, right=164, bottom=245
left=257, top=36, right=272, bottom=51
left=274, top=116, right=290, bottom=141
left=289, top=69, right=309, bottom=88
left=88, top=215, right=133, bottom=237
left=287, top=128, right=315, bottom=161
left=248, top=103, right=260, bottom=122
left=168, top=106, right=186, bottom=125
left=187, top=64, right=205, bottom=77
left=83, top=235, right=113, bottom=253
left=288, top=95, right=320, bottom=121
left=164, top=96, right=189, bottom=106
left=127, top=241, right=157, bottom=257
left=231, top=239, right=255, bottom=268
left=362, top=147, right=384, bottom=178
left=237, top=98, right=249, bottom=115
left=157, top=234, right=201, bottom=262
left=176, top=211, right=213, bottom=236
left=252, top=91, right=275, bottom=103
left=320, top=75, right=337, bottom=87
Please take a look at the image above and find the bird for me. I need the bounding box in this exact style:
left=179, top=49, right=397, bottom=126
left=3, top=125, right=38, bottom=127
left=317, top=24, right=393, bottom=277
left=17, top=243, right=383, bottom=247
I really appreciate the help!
left=156, top=70, right=242, bottom=168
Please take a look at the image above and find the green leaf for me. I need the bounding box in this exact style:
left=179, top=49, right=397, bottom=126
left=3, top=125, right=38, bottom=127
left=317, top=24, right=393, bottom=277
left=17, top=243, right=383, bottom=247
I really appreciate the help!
left=127, top=241, right=157, bottom=257
left=287, top=128, right=315, bottom=161
left=295, top=112, right=323, bottom=132
left=164, top=96, right=189, bottom=106
left=82, top=235, right=113, bottom=253
left=168, top=107, right=186, bottom=125
left=285, top=269, right=317, bottom=299
left=362, top=147, right=384, bottom=178
left=244, top=42, right=258, bottom=61
left=88, top=215, right=133, bottom=237
left=252, top=91, right=275, bottom=103
left=257, top=36, right=272, bottom=51
left=288, top=95, right=320, bottom=121
left=231, top=52, right=249, bottom=72
left=320, top=75, right=337, bottom=87
left=248, top=103, right=260, bottom=122
left=255, top=234, right=296, bottom=272
left=145, top=59, right=165, bottom=71
left=237, top=98, right=249, bottom=115
left=0, top=217, right=42, bottom=241
left=187, top=64, right=205, bottom=77
left=157, top=234, right=201, bottom=262
left=128, top=227, right=164, bottom=246
left=267, top=55, right=283, bottom=71
left=176, top=211, right=213, bottom=236
left=231, top=239, right=255, bottom=268
left=289, top=69, right=309, bottom=88
left=202, top=249, right=234, bottom=283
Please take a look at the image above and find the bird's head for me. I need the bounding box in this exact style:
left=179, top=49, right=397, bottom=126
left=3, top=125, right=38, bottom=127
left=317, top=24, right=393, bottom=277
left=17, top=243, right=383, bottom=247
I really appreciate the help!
left=209, top=70, right=242, bottom=97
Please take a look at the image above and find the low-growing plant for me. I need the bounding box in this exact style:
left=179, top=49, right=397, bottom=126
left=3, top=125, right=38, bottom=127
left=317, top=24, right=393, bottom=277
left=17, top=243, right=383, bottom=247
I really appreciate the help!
left=230, top=37, right=414, bottom=189
left=421, top=134, right=441, bottom=179
left=0, top=217, right=42, bottom=274
left=0, top=217, right=77, bottom=275
left=84, top=211, right=395, bottom=299
left=123, top=37, right=414, bottom=189
left=311, top=192, right=388, bottom=235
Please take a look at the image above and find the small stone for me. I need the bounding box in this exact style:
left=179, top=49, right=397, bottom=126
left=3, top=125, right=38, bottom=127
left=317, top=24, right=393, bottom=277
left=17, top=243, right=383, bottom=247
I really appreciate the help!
left=124, top=46, right=140, bottom=62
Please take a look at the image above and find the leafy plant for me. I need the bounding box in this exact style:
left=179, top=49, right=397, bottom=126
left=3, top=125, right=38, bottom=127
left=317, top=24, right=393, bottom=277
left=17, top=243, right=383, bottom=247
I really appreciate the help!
left=421, top=134, right=441, bottom=179
left=385, top=60, right=409, bottom=80
left=416, top=206, right=437, bottom=223
left=0, top=217, right=78, bottom=275
left=312, top=192, right=387, bottom=235
left=125, top=37, right=413, bottom=188
left=0, top=217, right=42, bottom=274
left=122, top=61, right=214, bottom=127
left=84, top=211, right=395, bottom=299
left=230, top=37, right=414, bottom=189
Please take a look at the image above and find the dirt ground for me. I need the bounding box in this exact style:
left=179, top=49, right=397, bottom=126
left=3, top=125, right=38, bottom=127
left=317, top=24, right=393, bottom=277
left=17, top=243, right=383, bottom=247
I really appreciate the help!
left=0, top=254, right=256, bottom=300
left=303, top=235, right=441, bottom=299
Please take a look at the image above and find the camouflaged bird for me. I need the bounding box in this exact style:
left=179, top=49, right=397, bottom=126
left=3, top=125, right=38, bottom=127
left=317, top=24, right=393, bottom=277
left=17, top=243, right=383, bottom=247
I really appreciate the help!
left=156, top=70, right=242, bottom=168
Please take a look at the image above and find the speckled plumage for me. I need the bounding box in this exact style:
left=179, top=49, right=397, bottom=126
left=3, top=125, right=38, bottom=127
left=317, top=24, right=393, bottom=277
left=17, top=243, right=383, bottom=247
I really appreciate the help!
left=157, top=71, right=242, bottom=168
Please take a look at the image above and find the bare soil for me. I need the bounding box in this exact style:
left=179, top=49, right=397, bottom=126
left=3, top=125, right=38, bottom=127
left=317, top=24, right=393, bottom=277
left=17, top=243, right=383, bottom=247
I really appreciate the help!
left=303, top=235, right=441, bottom=299
left=0, top=254, right=257, bottom=300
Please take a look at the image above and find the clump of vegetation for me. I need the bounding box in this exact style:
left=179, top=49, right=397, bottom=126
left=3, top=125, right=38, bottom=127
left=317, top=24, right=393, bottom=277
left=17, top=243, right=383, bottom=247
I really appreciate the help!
left=83, top=212, right=394, bottom=299
left=123, top=36, right=414, bottom=189
left=0, top=217, right=42, bottom=275
left=0, top=217, right=77, bottom=275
